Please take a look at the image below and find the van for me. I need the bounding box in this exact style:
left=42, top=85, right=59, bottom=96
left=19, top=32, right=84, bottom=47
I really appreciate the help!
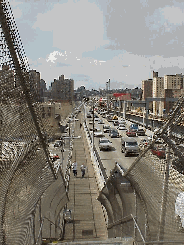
left=121, top=137, right=139, bottom=157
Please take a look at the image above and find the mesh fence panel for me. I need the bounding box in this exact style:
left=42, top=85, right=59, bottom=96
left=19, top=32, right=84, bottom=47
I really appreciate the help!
left=0, top=0, right=59, bottom=244
left=124, top=99, right=184, bottom=244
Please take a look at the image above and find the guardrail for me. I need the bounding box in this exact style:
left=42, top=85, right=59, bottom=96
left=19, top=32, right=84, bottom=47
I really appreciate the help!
left=83, top=120, right=107, bottom=190
left=107, top=213, right=145, bottom=245
left=106, top=162, right=146, bottom=244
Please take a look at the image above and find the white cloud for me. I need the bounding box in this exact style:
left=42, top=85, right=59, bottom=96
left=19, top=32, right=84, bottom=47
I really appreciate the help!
left=162, top=6, right=184, bottom=25
left=32, top=0, right=109, bottom=54
left=28, top=49, right=184, bottom=90
left=46, top=51, right=63, bottom=63
left=146, top=5, right=184, bottom=33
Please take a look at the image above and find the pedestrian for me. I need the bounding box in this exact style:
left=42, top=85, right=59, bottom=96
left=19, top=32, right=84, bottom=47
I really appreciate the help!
left=80, top=123, right=82, bottom=128
left=80, top=164, right=86, bottom=178
left=72, top=160, right=77, bottom=177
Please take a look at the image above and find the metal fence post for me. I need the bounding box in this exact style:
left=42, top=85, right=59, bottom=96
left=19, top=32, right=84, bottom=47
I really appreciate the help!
left=134, top=189, right=137, bottom=243
left=158, top=127, right=170, bottom=242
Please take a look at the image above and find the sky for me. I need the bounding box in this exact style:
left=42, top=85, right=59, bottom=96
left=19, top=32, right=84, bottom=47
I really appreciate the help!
left=10, top=0, right=184, bottom=90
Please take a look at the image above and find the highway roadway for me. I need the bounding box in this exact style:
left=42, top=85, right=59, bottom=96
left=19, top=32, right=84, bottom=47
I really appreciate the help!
left=84, top=106, right=153, bottom=177
left=48, top=101, right=154, bottom=179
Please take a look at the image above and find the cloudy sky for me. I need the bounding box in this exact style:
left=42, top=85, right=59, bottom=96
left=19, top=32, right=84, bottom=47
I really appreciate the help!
left=10, top=0, right=184, bottom=89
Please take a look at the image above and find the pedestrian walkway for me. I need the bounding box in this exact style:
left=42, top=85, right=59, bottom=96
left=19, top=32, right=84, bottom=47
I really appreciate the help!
left=62, top=119, right=108, bottom=243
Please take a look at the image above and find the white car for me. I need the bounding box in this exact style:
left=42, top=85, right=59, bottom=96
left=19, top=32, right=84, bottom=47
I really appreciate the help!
left=99, top=137, right=112, bottom=151
left=119, top=118, right=126, bottom=124
left=94, top=129, right=104, bottom=137
left=118, top=124, right=127, bottom=130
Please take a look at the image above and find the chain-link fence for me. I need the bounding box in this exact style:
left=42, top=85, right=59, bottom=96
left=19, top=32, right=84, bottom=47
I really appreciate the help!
left=98, top=97, right=184, bottom=244
left=0, top=0, right=69, bottom=244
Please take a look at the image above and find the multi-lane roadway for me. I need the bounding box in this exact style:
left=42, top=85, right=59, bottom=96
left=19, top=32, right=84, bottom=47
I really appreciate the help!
left=84, top=106, right=153, bottom=177
left=49, top=102, right=153, bottom=179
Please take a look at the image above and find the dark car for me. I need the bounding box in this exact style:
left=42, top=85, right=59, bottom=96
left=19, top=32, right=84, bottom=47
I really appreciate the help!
left=54, top=140, right=64, bottom=147
left=89, top=127, right=98, bottom=132
left=87, top=113, right=92, bottom=118
left=106, top=115, right=113, bottom=122
left=109, top=128, right=119, bottom=138
left=136, top=128, right=146, bottom=136
left=129, top=123, right=139, bottom=132
left=113, top=120, right=119, bottom=126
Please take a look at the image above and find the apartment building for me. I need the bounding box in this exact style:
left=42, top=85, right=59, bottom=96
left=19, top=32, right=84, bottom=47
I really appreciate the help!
left=163, top=74, right=184, bottom=113
left=51, top=74, right=74, bottom=102
left=164, top=89, right=184, bottom=113
left=164, top=74, right=183, bottom=90
left=152, top=76, right=164, bottom=115
left=29, top=69, right=41, bottom=101
left=142, top=79, right=153, bottom=100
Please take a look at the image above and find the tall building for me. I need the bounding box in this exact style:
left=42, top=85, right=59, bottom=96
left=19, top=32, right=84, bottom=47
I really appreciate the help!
left=164, top=89, right=184, bottom=113
left=164, top=74, right=183, bottom=90
left=163, top=74, right=184, bottom=113
left=40, top=79, right=47, bottom=98
left=142, top=79, right=153, bottom=100
left=152, top=76, right=164, bottom=115
left=153, top=71, right=158, bottom=78
left=51, top=74, right=74, bottom=102
left=29, top=69, right=41, bottom=101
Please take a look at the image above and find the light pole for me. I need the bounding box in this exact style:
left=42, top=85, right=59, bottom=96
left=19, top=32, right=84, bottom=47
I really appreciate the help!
left=61, top=136, right=64, bottom=169
left=92, top=98, right=95, bottom=151
left=106, top=81, right=109, bottom=114
left=123, top=100, right=126, bottom=119
left=143, top=107, right=145, bottom=127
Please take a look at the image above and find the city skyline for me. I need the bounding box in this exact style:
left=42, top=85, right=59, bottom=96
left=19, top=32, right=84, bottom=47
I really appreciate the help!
left=11, top=0, right=184, bottom=90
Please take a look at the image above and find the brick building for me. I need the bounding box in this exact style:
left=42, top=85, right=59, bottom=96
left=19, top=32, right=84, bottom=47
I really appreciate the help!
left=51, top=74, right=74, bottom=102
left=142, top=79, right=153, bottom=100
left=164, top=88, right=184, bottom=113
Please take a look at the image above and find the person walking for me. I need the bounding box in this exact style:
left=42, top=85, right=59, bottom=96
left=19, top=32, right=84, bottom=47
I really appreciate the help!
left=72, top=161, right=77, bottom=177
left=80, top=164, right=86, bottom=178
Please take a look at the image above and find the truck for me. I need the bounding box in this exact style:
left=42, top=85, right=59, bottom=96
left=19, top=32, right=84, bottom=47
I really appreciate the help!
left=121, top=137, right=139, bottom=157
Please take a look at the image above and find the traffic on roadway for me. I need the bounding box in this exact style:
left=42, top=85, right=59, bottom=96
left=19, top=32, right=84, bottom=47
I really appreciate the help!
left=83, top=101, right=162, bottom=177
left=48, top=99, right=167, bottom=179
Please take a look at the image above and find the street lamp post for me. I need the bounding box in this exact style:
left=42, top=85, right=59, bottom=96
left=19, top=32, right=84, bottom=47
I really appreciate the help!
left=92, top=98, right=95, bottom=151
left=106, top=82, right=109, bottom=114
left=106, top=78, right=110, bottom=114
left=61, top=136, right=64, bottom=169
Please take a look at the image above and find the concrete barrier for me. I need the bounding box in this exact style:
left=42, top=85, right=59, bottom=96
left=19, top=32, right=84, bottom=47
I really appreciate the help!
left=82, top=122, right=105, bottom=191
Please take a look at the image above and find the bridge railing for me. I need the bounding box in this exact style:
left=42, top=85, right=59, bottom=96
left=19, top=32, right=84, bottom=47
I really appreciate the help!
left=83, top=119, right=107, bottom=190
